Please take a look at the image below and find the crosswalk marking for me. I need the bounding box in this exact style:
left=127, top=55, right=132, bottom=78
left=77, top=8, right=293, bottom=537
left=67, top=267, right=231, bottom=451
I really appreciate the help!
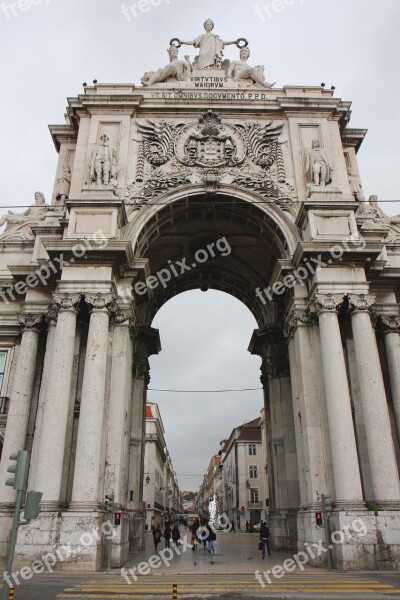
left=56, top=573, right=400, bottom=598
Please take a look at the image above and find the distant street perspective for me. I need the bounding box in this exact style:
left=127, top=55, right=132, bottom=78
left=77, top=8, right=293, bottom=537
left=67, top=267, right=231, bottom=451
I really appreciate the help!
left=1, top=1, right=400, bottom=599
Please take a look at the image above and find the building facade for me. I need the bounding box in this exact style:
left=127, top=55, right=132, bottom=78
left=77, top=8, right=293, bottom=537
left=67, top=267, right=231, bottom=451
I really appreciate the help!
left=143, top=403, right=182, bottom=531
left=0, top=22, right=399, bottom=571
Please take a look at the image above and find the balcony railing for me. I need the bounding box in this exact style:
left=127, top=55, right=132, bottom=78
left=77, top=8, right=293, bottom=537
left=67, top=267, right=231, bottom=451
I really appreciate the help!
left=0, top=397, right=9, bottom=415
left=248, top=501, right=262, bottom=508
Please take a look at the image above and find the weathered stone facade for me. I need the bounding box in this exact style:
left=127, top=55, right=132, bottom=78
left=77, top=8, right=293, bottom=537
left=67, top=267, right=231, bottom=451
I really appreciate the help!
left=0, top=28, right=399, bottom=571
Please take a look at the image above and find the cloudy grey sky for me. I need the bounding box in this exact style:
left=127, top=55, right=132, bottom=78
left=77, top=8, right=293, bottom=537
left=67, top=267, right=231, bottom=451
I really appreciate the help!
left=1, top=0, right=399, bottom=491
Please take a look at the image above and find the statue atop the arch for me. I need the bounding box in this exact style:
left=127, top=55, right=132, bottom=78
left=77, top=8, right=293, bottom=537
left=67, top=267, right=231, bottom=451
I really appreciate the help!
left=227, top=47, right=275, bottom=88
left=175, top=18, right=239, bottom=70
left=0, top=192, right=63, bottom=240
left=142, top=45, right=191, bottom=86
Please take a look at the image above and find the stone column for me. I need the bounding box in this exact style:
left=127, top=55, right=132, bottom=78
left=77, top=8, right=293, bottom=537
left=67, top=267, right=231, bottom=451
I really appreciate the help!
left=312, top=294, right=364, bottom=509
left=35, top=294, right=80, bottom=507
left=284, top=309, right=328, bottom=509
left=349, top=295, right=400, bottom=506
left=0, top=314, right=42, bottom=505
left=29, top=310, right=57, bottom=490
left=71, top=293, right=115, bottom=509
left=381, top=315, right=400, bottom=441
left=104, top=312, right=134, bottom=506
left=128, top=325, right=160, bottom=551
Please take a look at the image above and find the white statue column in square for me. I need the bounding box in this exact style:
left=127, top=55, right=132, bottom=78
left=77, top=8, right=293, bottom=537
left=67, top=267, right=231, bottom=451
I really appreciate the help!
left=381, top=315, right=400, bottom=441
left=70, top=293, right=115, bottom=509
left=312, top=294, right=365, bottom=510
left=349, top=295, right=400, bottom=507
left=0, top=314, right=43, bottom=505
left=35, top=293, right=81, bottom=509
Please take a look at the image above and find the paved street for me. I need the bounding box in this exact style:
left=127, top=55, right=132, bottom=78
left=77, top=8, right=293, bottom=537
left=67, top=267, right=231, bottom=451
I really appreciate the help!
left=4, top=530, right=400, bottom=599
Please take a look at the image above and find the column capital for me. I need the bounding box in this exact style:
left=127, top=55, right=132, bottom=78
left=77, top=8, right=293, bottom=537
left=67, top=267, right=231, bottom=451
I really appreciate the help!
left=262, top=355, right=290, bottom=379
left=348, top=293, right=376, bottom=313
left=380, top=314, right=400, bottom=333
left=17, top=313, right=43, bottom=333
left=283, top=308, right=314, bottom=338
left=309, top=293, right=344, bottom=315
left=52, top=292, right=81, bottom=312
left=114, top=306, right=137, bottom=327
left=85, top=292, right=117, bottom=314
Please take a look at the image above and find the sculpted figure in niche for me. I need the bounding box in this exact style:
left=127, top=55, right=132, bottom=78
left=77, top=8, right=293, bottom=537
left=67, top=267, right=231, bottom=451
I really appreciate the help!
left=142, top=45, right=191, bottom=86
left=0, top=192, right=60, bottom=240
left=90, top=134, right=115, bottom=186
left=306, top=139, right=333, bottom=186
left=56, top=163, right=71, bottom=201
left=227, top=47, right=275, bottom=88
left=176, top=19, right=238, bottom=70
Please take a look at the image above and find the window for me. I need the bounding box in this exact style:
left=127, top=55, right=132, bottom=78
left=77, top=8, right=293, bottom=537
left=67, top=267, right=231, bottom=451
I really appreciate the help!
left=249, top=465, right=258, bottom=479
left=250, top=488, right=259, bottom=503
left=248, top=444, right=256, bottom=456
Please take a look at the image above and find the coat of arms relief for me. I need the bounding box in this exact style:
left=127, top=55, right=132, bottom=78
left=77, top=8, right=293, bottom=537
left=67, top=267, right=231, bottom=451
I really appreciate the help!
left=126, top=110, right=295, bottom=216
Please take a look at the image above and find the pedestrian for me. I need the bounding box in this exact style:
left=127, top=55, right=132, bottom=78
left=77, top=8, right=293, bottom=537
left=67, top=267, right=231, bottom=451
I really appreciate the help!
left=153, top=522, right=161, bottom=551
left=231, top=518, right=235, bottom=533
left=172, top=523, right=181, bottom=547
left=206, top=523, right=217, bottom=554
left=246, top=519, right=250, bottom=532
left=259, top=521, right=271, bottom=559
left=191, top=518, right=200, bottom=551
left=164, top=520, right=171, bottom=548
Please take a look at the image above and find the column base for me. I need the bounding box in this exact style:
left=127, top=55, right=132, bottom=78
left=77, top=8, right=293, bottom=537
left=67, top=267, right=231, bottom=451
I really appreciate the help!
left=269, top=510, right=298, bottom=552
left=11, top=510, right=130, bottom=572
left=297, top=509, right=400, bottom=570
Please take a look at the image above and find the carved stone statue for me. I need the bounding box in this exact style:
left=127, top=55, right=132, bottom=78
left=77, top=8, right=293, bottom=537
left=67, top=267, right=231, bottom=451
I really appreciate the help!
left=306, top=139, right=333, bottom=186
left=89, top=134, right=116, bottom=186
left=142, top=45, right=191, bottom=86
left=176, top=19, right=238, bottom=70
left=0, top=192, right=61, bottom=240
left=227, top=47, right=274, bottom=88
left=56, top=164, right=71, bottom=201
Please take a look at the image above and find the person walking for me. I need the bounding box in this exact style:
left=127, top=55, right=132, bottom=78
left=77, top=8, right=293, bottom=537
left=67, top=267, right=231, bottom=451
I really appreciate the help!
left=260, top=521, right=271, bottom=559
left=153, top=522, right=161, bottom=551
left=164, top=520, right=171, bottom=549
left=206, top=523, right=217, bottom=554
left=172, top=523, right=181, bottom=547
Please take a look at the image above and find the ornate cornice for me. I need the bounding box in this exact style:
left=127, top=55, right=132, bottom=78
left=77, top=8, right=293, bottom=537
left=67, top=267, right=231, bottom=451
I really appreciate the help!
left=283, top=309, right=314, bottom=338
left=348, top=293, right=376, bottom=314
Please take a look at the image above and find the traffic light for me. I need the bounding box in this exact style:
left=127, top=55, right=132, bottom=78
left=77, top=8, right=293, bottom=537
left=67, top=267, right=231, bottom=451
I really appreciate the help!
left=114, top=512, right=121, bottom=527
left=105, top=494, right=114, bottom=513
left=5, top=451, right=29, bottom=491
left=24, top=491, right=43, bottom=521
left=315, top=511, right=323, bottom=526
left=322, top=494, right=331, bottom=512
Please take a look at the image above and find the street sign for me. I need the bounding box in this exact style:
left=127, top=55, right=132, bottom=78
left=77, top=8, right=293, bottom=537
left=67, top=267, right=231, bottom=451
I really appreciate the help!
left=240, top=506, right=246, bottom=512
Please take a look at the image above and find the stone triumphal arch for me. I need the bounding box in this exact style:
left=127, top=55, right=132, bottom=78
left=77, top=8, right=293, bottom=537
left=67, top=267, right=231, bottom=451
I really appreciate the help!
left=0, top=24, right=399, bottom=571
